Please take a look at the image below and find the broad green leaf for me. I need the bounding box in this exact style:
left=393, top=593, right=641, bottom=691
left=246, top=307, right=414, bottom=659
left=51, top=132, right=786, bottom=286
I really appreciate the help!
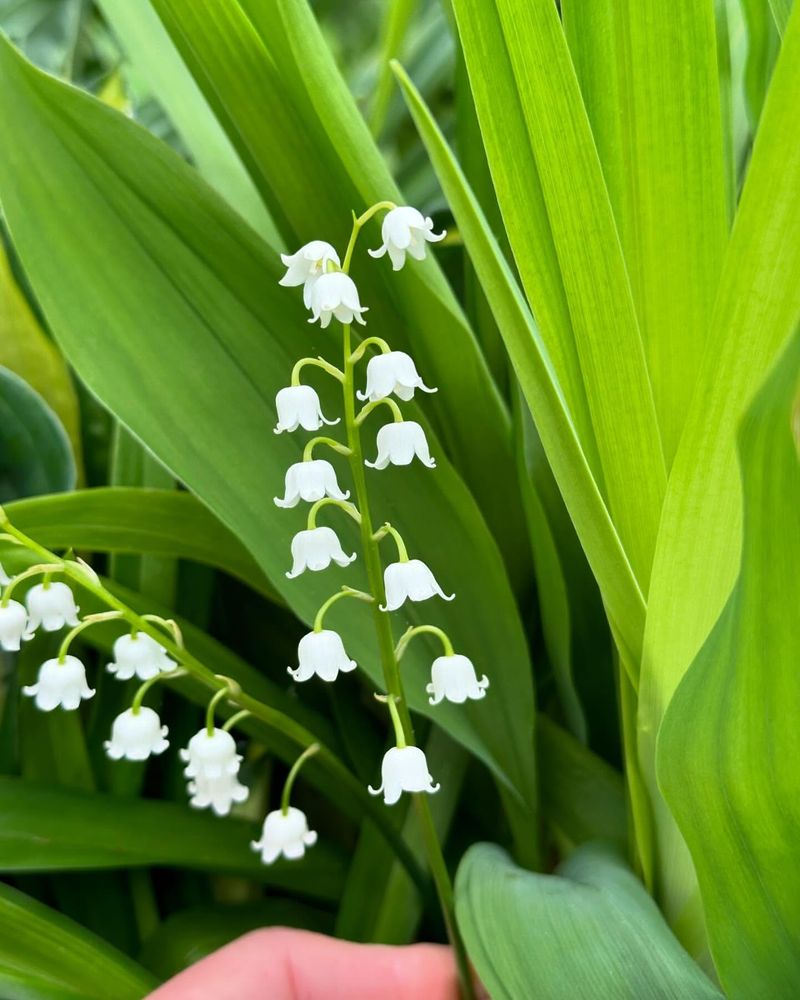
left=0, top=879, right=156, bottom=999
left=769, top=0, right=793, bottom=32
left=149, top=0, right=530, bottom=585
left=94, top=0, right=280, bottom=245
left=0, top=37, right=537, bottom=841
left=658, top=332, right=800, bottom=999
left=639, top=1, right=800, bottom=929
left=0, top=244, right=82, bottom=468
left=740, top=0, right=780, bottom=127
left=0, top=367, right=75, bottom=502
left=5, top=487, right=277, bottom=601
left=393, top=62, right=646, bottom=668
left=456, top=843, right=722, bottom=1000
left=0, top=776, right=344, bottom=900
left=562, top=0, right=728, bottom=466
left=450, top=0, right=666, bottom=590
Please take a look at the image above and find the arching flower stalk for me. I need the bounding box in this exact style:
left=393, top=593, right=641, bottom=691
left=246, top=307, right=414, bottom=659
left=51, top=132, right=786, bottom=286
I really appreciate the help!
left=275, top=202, right=482, bottom=1000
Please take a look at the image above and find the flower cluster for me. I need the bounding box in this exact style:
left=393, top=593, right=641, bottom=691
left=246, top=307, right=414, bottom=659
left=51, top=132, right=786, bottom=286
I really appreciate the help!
left=275, top=202, right=490, bottom=828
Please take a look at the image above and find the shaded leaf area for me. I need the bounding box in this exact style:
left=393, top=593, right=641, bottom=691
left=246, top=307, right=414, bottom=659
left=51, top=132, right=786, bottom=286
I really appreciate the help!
left=0, top=37, right=537, bottom=838
left=456, top=843, right=722, bottom=1000
left=0, top=880, right=156, bottom=1000
left=5, top=487, right=278, bottom=601
left=658, top=331, right=800, bottom=999
left=0, top=367, right=75, bottom=503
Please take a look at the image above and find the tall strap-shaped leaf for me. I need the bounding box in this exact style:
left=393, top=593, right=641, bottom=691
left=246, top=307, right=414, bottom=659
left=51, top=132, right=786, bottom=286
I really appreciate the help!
left=562, top=0, right=728, bottom=465
left=639, top=1, right=800, bottom=929
left=658, top=332, right=800, bottom=998
left=451, top=0, right=666, bottom=591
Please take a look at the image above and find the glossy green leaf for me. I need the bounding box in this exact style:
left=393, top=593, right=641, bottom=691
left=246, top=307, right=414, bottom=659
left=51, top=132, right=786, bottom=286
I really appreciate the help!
left=0, top=777, right=343, bottom=900
left=456, top=843, right=722, bottom=1000
left=0, top=244, right=83, bottom=470
left=639, top=1, right=800, bottom=927
left=562, top=0, right=728, bottom=466
left=149, top=0, right=530, bottom=584
left=5, top=487, right=277, bottom=600
left=0, top=367, right=75, bottom=503
left=769, top=0, right=793, bottom=32
left=0, top=37, right=537, bottom=837
left=393, top=62, right=646, bottom=668
left=0, top=880, right=156, bottom=1000
left=450, top=0, right=666, bottom=591
left=658, top=332, right=800, bottom=999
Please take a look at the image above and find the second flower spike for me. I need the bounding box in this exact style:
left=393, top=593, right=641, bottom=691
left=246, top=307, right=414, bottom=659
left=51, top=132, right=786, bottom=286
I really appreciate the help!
left=365, top=421, right=435, bottom=470
left=274, top=460, right=349, bottom=508
left=286, top=527, right=356, bottom=579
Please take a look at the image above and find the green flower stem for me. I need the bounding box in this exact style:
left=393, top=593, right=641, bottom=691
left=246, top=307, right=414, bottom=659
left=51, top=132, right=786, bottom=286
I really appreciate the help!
left=132, top=668, right=187, bottom=714
left=56, top=610, right=124, bottom=663
left=205, top=677, right=241, bottom=736
left=291, top=357, right=344, bottom=385
left=0, top=517, right=429, bottom=897
left=313, top=586, right=373, bottom=632
left=1, top=562, right=64, bottom=606
left=372, top=522, right=409, bottom=562
left=302, top=436, right=352, bottom=462
left=377, top=694, right=407, bottom=748
left=138, top=613, right=184, bottom=647
left=355, top=396, right=404, bottom=427
left=396, top=624, right=455, bottom=660
left=280, top=742, right=320, bottom=815
left=306, top=497, right=362, bottom=530
left=340, top=207, right=474, bottom=997
left=349, top=336, right=392, bottom=365
left=342, top=200, right=397, bottom=272
left=222, top=709, right=252, bottom=733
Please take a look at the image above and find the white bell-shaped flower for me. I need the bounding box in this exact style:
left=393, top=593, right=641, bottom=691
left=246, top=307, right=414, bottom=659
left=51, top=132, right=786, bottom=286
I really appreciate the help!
left=106, top=632, right=175, bottom=681
left=25, top=582, right=80, bottom=632
left=368, top=746, right=440, bottom=805
left=380, top=559, right=454, bottom=611
left=286, top=527, right=356, bottom=579
left=365, top=421, right=435, bottom=470
left=188, top=771, right=249, bottom=817
left=252, top=806, right=318, bottom=864
left=368, top=206, right=446, bottom=270
left=357, top=350, right=436, bottom=403
left=427, top=654, right=490, bottom=706
left=274, top=459, right=349, bottom=509
left=288, top=629, right=357, bottom=683
left=308, top=272, right=368, bottom=328
left=0, top=600, right=33, bottom=651
left=180, top=727, right=241, bottom=780
left=104, top=707, right=169, bottom=761
left=22, top=655, right=95, bottom=711
left=279, top=240, right=340, bottom=307
left=274, top=385, right=338, bottom=435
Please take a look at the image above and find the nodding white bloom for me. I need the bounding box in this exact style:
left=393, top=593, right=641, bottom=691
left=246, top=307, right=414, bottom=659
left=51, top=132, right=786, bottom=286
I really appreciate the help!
left=286, top=527, right=356, bottom=579
left=274, top=459, right=349, bottom=509
left=188, top=772, right=249, bottom=817
left=368, top=206, right=446, bottom=271
left=0, top=563, right=10, bottom=585
left=274, top=385, right=338, bottom=435
left=288, top=629, right=357, bottom=683
left=308, top=272, right=368, bottom=328
left=181, top=728, right=248, bottom=816
left=22, top=655, right=95, bottom=711
left=368, top=746, right=440, bottom=805
left=25, top=582, right=80, bottom=632
left=0, top=600, right=33, bottom=651
left=365, top=421, right=435, bottom=471
left=104, top=707, right=169, bottom=761
left=381, top=559, right=454, bottom=612
left=106, top=632, right=175, bottom=681
left=180, top=728, right=240, bottom=780
left=427, top=654, right=490, bottom=706
left=252, top=806, right=318, bottom=864
left=357, top=350, right=436, bottom=403
left=279, top=240, right=340, bottom=308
